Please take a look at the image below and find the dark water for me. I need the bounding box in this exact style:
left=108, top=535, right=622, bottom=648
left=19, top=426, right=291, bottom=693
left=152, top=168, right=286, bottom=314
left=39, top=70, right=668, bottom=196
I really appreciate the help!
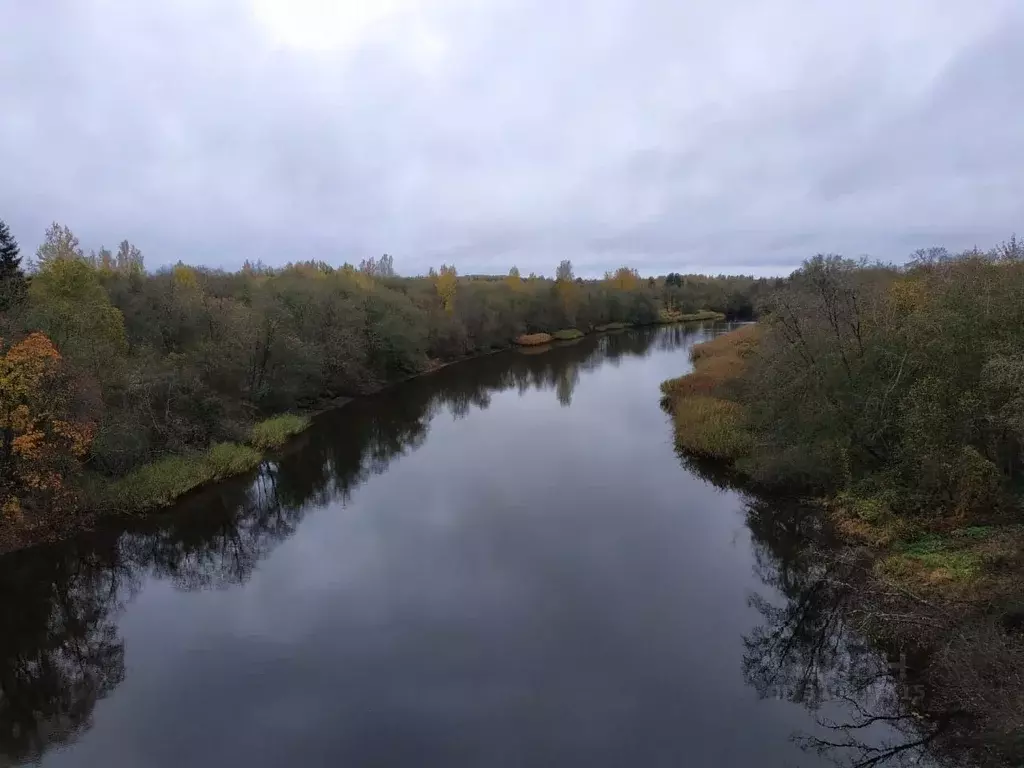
left=0, top=325, right=937, bottom=768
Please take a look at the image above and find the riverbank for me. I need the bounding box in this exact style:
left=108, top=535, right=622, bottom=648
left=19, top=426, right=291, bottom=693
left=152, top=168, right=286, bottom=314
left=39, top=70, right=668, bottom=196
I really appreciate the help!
left=0, top=413, right=312, bottom=554
left=661, top=326, right=1024, bottom=767
left=514, top=313, right=726, bottom=347
left=0, top=317, right=728, bottom=556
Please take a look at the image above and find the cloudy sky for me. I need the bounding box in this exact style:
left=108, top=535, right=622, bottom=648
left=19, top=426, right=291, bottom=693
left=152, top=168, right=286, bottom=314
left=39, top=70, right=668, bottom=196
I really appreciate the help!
left=2, top=1, right=1021, bottom=277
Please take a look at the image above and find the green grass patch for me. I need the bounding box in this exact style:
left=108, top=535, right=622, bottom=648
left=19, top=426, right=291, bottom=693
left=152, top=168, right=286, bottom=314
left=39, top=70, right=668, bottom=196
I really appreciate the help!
left=595, top=322, right=630, bottom=332
left=877, top=533, right=990, bottom=586
left=879, top=547, right=983, bottom=585
left=551, top=328, right=584, bottom=340
left=102, top=442, right=263, bottom=512
left=248, top=413, right=312, bottom=450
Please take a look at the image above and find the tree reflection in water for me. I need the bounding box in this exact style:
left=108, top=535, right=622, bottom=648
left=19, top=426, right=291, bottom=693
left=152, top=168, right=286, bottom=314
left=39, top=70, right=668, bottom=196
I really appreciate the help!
left=738, top=496, right=954, bottom=768
left=0, top=325, right=706, bottom=765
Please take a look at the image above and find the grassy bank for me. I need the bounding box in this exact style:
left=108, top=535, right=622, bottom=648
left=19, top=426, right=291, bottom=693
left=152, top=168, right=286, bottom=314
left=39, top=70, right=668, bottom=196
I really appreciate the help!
left=515, top=332, right=554, bottom=346
left=661, top=322, right=1024, bottom=765
left=97, top=414, right=314, bottom=513
left=660, top=324, right=758, bottom=460
left=658, top=308, right=726, bottom=323
left=551, top=328, right=584, bottom=340
left=248, top=413, right=312, bottom=450
left=100, top=442, right=263, bottom=512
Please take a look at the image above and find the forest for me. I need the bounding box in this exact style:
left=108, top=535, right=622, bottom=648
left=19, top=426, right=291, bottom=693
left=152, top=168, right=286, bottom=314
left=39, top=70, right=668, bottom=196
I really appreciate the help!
left=661, top=237, right=1024, bottom=764
left=0, top=219, right=765, bottom=539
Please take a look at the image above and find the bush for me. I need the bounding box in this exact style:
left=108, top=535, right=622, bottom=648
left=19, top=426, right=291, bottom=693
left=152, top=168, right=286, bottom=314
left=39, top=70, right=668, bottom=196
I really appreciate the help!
left=248, top=414, right=312, bottom=450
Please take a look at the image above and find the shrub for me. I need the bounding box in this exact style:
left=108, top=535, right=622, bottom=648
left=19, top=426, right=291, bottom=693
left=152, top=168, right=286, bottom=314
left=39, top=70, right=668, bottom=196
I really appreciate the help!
left=248, top=414, right=312, bottom=450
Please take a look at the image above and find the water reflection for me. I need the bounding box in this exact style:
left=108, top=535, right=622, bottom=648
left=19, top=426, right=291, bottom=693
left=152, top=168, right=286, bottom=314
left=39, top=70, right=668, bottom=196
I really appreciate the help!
left=738, top=497, right=951, bottom=767
left=0, top=538, right=131, bottom=763
left=3, top=322, right=953, bottom=768
left=0, top=325, right=703, bottom=765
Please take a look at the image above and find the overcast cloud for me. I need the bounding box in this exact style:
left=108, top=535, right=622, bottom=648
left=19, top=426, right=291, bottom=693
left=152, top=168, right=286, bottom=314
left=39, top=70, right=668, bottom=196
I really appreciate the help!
left=1, top=0, right=1021, bottom=276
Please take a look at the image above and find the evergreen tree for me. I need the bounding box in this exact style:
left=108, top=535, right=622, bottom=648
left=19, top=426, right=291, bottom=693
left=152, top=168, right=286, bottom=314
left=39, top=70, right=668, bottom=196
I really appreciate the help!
left=0, top=219, right=26, bottom=312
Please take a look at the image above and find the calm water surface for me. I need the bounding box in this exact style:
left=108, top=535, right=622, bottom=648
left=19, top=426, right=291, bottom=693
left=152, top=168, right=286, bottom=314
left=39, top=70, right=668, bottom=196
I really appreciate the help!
left=0, top=325, right=934, bottom=767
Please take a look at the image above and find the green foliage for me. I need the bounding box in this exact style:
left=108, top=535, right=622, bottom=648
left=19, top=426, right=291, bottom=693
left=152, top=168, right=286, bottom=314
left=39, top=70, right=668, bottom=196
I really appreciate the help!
left=33, top=222, right=83, bottom=268
left=206, top=442, right=263, bottom=476
left=26, top=256, right=126, bottom=377
left=248, top=414, right=311, bottom=450
left=879, top=547, right=983, bottom=585
left=9, top=219, right=760, bottom=519
left=665, top=240, right=1024, bottom=530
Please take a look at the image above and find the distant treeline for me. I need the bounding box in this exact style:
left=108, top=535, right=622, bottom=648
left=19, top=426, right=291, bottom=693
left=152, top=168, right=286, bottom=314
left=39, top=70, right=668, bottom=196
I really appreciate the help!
left=0, top=219, right=767, bottom=525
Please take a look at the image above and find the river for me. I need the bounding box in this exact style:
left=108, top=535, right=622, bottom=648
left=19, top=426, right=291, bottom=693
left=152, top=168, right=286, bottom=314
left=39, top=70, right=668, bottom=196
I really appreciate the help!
left=0, top=324, right=938, bottom=767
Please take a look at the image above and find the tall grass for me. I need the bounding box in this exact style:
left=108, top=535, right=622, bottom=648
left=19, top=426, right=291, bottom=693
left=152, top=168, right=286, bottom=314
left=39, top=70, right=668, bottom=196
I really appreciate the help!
left=515, top=333, right=554, bottom=346
left=688, top=323, right=760, bottom=361
left=551, top=328, right=584, bottom=340
left=661, top=325, right=759, bottom=460
left=248, top=414, right=312, bottom=450
left=670, top=396, right=751, bottom=459
left=103, top=442, right=263, bottom=512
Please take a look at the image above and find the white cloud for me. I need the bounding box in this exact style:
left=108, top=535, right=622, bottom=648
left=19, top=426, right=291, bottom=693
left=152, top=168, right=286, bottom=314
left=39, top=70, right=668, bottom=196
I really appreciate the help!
left=0, top=0, right=1021, bottom=276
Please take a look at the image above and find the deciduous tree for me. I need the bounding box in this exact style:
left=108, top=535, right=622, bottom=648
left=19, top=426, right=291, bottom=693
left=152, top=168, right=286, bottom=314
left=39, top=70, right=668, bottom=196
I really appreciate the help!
left=434, top=264, right=458, bottom=313
left=33, top=223, right=83, bottom=269
left=0, top=333, right=94, bottom=519
left=26, top=258, right=127, bottom=378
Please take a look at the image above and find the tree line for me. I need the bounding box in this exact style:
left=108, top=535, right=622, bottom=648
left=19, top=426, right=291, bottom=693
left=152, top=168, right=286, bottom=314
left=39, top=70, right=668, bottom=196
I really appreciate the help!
left=0, top=219, right=766, bottom=527
left=664, top=237, right=1024, bottom=517
left=661, top=238, right=1024, bottom=766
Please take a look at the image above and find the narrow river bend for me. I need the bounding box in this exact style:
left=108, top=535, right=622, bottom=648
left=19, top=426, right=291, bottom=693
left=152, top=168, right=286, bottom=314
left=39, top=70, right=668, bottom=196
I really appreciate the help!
left=0, top=325, right=934, bottom=767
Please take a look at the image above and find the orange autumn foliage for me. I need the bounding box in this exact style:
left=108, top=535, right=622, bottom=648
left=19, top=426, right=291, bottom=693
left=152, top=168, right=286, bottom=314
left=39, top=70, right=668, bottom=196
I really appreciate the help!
left=0, top=333, right=94, bottom=519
